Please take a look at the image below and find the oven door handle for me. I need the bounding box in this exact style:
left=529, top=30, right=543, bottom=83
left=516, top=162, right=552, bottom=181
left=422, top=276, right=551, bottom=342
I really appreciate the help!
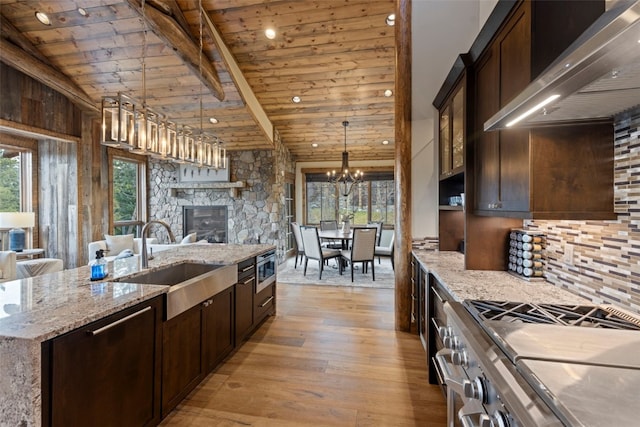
left=435, top=349, right=464, bottom=396
left=458, top=400, right=487, bottom=427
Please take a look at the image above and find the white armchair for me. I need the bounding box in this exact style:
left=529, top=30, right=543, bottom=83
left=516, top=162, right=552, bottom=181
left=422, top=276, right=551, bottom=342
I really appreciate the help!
left=0, top=251, right=17, bottom=282
left=374, top=229, right=395, bottom=270
left=1, top=251, right=64, bottom=281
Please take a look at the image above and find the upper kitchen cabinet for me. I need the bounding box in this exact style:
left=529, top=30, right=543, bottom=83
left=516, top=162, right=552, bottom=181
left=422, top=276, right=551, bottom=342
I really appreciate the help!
left=434, top=55, right=471, bottom=251
left=473, top=0, right=614, bottom=220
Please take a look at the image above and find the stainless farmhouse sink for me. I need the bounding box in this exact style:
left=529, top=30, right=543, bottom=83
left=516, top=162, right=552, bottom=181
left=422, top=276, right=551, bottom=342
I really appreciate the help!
left=119, top=262, right=238, bottom=320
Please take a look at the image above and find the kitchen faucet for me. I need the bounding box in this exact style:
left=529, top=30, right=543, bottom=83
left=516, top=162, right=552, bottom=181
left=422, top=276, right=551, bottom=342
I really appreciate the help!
left=141, top=220, right=176, bottom=268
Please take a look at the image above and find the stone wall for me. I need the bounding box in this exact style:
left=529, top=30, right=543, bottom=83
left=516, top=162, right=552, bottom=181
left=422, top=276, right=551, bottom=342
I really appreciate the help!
left=148, top=136, right=295, bottom=262
left=527, top=107, right=640, bottom=314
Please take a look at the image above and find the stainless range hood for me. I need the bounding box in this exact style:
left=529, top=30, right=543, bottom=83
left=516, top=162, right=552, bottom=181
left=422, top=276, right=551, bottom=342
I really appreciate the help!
left=485, top=0, right=640, bottom=131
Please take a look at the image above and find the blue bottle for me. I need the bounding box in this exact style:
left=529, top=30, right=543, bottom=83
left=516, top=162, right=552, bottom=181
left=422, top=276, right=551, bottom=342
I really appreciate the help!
left=90, top=249, right=108, bottom=281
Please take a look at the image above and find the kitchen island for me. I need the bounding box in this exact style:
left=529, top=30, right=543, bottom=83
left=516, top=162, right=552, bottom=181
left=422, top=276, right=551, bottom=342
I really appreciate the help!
left=0, top=243, right=274, bottom=427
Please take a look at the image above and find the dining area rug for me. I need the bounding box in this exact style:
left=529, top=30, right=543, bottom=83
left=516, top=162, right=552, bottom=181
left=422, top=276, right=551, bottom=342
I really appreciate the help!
left=276, top=256, right=395, bottom=289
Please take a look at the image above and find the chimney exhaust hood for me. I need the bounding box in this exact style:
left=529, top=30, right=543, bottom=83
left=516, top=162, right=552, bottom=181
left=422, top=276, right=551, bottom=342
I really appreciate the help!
left=484, top=0, right=640, bottom=131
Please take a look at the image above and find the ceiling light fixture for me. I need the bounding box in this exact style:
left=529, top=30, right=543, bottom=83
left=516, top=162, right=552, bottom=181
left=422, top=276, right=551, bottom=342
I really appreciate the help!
left=77, top=7, right=88, bottom=17
left=35, top=12, right=51, bottom=26
left=265, top=28, right=276, bottom=39
left=100, top=0, right=226, bottom=170
left=384, top=89, right=393, bottom=97
left=327, top=121, right=363, bottom=197
left=382, top=140, right=389, bottom=145
left=386, top=13, right=395, bottom=26
left=209, top=117, right=218, bottom=124
left=292, top=96, right=301, bottom=103
left=312, top=143, right=318, bottom=148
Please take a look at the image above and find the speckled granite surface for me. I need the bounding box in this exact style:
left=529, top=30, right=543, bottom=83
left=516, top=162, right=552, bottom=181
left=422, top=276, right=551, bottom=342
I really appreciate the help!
left=0, top=243, right=274, bottom=427
left=412, top=249, right=589, bottom=304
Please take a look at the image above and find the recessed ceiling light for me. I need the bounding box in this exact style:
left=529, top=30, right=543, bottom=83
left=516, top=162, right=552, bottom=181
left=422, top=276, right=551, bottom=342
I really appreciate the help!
left=312, top=143, right=318, bottom=148
left=209, top=117, right=218, bottom=124
left=382, top=140, right=389, bottom=145
left=386, top=14, right=395, bottom=26
left=292, top=96, right=301, bottom=103
left=77, top=7, right=88, bottom=16
left=265, top=28, right=276, bottom=40
left=35, top=11, right=51, bottom=26
left=384, top=89, right=393, bottom=97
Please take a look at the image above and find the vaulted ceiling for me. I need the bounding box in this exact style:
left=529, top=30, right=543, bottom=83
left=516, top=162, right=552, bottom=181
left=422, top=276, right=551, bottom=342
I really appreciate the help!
left=0, top=0, right=396, bottom=162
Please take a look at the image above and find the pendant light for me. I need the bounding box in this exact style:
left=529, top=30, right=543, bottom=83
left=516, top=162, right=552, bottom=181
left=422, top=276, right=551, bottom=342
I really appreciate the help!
left=327, top=120, right=363, bottom=197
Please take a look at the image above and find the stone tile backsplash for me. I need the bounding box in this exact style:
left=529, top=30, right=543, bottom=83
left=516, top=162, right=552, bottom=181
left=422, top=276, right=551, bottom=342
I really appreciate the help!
left=528, top=108, right=640, bottom=314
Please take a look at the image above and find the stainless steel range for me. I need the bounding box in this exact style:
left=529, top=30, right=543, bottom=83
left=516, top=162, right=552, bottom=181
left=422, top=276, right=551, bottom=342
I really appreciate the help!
left=436, top=300, right=640, bottom=427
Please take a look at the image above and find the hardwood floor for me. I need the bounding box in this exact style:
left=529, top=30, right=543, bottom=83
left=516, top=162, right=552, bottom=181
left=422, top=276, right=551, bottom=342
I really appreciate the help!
left=160, top=283, right=447, bottom=426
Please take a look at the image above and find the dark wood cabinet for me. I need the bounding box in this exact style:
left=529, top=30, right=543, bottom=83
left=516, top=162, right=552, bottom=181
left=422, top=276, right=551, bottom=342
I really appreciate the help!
left=254, top=282, right=275, bottom=325
left=162, top=285, right=236, bottom=417
left=161, top=303, right=204, bottom=417
left=473, top=0, right=613, bottom=220
left=44, top=296, right=163, bottom=427
left=203, top=286, right=235, bottom=372
left=235, top=257, right=255, bottom=343
left=411, top=255, right=427, bottom=345
left=435, top=55, right=470, bottom=252
left=427, top=274, right=452, bottom=394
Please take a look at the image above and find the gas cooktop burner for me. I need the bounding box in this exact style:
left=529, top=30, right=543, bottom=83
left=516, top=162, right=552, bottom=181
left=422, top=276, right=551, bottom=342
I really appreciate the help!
left=466, top=300, right=640, bottom=330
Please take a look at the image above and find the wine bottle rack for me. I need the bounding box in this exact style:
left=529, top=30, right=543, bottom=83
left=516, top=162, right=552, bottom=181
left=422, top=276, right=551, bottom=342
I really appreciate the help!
left=508, top=229, right=545, bottom=281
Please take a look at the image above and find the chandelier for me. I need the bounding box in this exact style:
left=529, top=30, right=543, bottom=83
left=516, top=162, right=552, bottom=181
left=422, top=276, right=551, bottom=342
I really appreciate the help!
left=100, top=0, right=227, bottom=170
left=327, top=120, right=363, bottom=197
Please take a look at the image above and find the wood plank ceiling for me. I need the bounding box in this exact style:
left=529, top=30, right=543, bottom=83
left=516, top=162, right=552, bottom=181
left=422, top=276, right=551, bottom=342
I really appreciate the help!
left=0, top=0, right=396, bottom=162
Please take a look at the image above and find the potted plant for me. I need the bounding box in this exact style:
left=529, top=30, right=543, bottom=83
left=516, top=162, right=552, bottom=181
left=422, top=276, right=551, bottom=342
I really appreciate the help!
left=341, top=213, right=354, bottom=233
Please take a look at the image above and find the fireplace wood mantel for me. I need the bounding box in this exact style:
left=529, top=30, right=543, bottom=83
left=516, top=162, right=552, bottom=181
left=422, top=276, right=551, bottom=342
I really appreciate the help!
left=170, top=181, right=246, bottom=198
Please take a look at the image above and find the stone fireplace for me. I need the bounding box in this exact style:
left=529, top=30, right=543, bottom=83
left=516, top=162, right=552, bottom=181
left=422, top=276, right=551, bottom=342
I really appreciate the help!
left=183, top=206, right=227, bottom=243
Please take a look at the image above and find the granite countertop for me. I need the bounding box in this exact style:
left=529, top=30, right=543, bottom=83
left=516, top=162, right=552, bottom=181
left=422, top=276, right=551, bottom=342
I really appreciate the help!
left=412, top=249, right=588, bottom=304
left=0, top=243, right=274, bottom=427
left=0, top=243, right=275, bottom=343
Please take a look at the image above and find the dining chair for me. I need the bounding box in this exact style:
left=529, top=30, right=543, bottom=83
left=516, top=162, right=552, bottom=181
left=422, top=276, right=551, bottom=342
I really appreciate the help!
left=319, top=220, right=342, bottom=249
left=367, top=221, right=383, bottom=246
left=340, top=227, right=377, bottom=282
left=375, top=229, right=395, bottom=270
left=300, top=226, right=342, bottom=280
left=290, top=222, right=305, bottom=269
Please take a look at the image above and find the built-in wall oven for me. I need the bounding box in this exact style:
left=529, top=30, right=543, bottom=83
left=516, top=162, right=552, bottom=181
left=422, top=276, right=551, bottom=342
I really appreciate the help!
left=434, top=300, right=640, bottom=427
left=256, top=249, right=276, bottom=293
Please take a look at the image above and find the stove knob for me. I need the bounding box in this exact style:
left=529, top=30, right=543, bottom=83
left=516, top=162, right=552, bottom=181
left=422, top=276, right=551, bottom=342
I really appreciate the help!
left=443, top=335, right=453, bottom=349
left=462, top=377, right=486, bottom=403
left=450, top=336, right=462, bottom=350
left=451, top=349, right=468, bottom=368
left=438, top=325, right=452, bottom=340
left=490, top=411, right=510, bottom=427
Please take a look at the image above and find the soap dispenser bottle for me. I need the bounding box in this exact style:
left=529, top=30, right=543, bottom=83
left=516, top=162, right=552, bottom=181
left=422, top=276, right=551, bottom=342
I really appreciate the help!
left=90, top=249, right=108, bottom=281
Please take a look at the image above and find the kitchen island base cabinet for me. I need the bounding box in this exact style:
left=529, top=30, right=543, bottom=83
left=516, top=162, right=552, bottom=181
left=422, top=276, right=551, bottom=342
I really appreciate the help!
left=161, top=286, right=236, bottom=417
left=161, top=304, right=204, bottom=418
left=254, top=283, right=275, bottom=325
left=203, top=286, right=235, bottom=372
left=235, top=257, right=256, bottom=343
left=42, top=296, right=163, bottom=427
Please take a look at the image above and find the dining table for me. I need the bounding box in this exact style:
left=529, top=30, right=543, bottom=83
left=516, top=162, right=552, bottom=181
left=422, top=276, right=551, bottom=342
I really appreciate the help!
left=317, top=229, right=353, bottom=250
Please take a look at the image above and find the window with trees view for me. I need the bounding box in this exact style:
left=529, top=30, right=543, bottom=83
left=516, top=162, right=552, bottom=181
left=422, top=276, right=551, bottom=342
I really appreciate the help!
left=305, top=172, right=394, bottom=225
left=112, top=157, right=146, bottom=236
left=0, top=146, right=32, bottom=212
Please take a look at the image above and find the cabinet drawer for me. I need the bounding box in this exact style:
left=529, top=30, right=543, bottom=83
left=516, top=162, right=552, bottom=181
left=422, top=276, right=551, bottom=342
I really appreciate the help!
left=237, top=257, right=256, bottom=281
left=254, top=283, right=275, bottom=322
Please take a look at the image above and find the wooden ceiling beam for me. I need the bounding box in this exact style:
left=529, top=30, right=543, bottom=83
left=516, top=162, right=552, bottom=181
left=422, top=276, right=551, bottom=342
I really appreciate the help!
left=124, top=0, right=225, bottom=101
left=0, top=38, right=98, bottom=113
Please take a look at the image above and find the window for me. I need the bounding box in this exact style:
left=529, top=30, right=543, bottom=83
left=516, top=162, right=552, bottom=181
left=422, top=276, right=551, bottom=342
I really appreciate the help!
left=0, top=145, right=32, bottom=212
left=0, top=144, right=34, bottom=249
left=111, top=156, right=146, bottom=236
left=305, top=172, right=394, bottom=225
left=284, top=182, right=294, bottom=252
